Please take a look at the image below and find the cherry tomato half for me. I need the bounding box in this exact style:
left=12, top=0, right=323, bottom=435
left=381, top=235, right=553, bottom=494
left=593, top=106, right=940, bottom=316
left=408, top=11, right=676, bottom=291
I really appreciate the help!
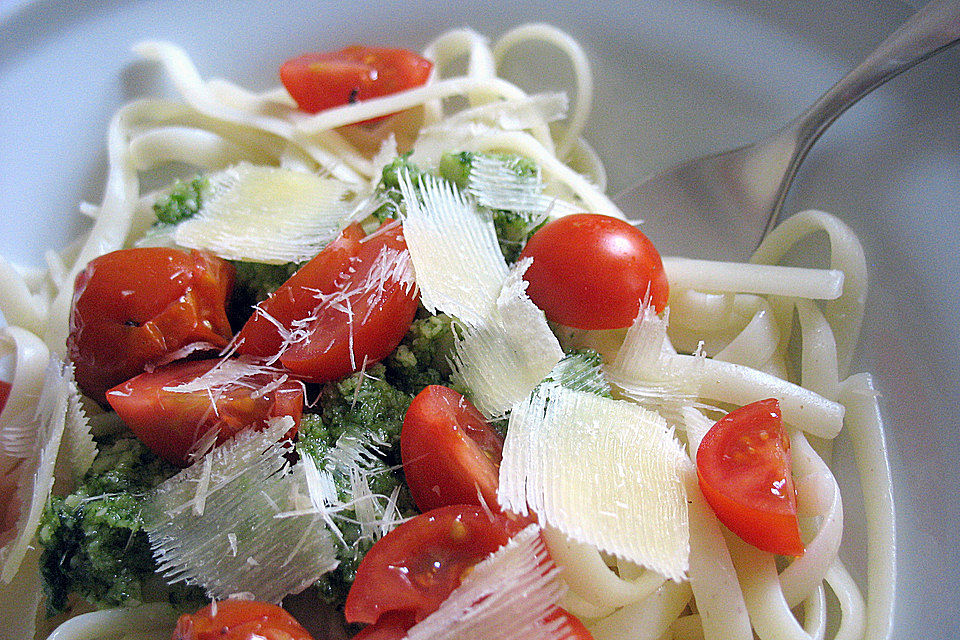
left=68, top=248, right=234, bottom=404
left=280, top=46, right=433, bottom=122
left=352, top=612, right=416, bottom=640
left=401, top=385, right=504, bottom=513
left=106, top=359, right=303, bottom=466
left=344, top=504, right=517, bottom=625
left=696, top=398, right=804, bottom=556
left=174, top=599, right=313, bottom=640
left=235, top=223, right=365, bottom=358
left=519, top=213, right=668, bottom=330
left=276, top=222, right=420, bottom=383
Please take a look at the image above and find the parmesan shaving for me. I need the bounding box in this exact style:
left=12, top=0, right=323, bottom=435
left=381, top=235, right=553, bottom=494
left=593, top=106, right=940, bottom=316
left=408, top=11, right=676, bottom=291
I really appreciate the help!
left=499, top=385, right=690, bottom=581
left=144, top=418, right=338, bottom=602
left=451, top=260, right=564, bottom=417
left=398, top=171, right=508, bottom=325
left=406, top=525, right=571, bottom=640
left=174, top=163, right=355, bottom=264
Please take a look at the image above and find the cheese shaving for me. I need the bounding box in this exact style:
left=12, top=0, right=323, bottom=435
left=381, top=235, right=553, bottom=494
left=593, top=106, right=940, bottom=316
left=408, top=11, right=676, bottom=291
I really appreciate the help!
left=451, top=260, right=564, bottom=417
left=173, top=163, right=355, bottom=264
left=606, top=305, right=705, bottom=419
left=144, top=418, right=338, bottom=602
left=499, top=385, right=690, bottom=581
left=406, top=525, right=572, bottom=640
left=399, top=171, right=508, bottom=325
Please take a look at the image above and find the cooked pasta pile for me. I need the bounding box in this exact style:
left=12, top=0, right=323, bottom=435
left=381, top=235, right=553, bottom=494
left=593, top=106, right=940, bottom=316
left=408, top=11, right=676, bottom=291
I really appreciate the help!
left=0, top=24, right=894, bottom=640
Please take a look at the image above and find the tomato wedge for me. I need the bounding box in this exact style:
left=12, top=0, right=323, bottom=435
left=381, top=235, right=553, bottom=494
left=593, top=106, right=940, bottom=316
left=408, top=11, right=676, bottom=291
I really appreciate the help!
left=352, top=612, right=415, bottom=640
left=174, top=600, right=313, bottom=640
left=106, top=359, right=303, bottom=466
left=401, top=385, right=504, bottom=513
left=235, top=223, right=365, bottom=358
left=68, top=248, right=234, bottom=404
left=277, top=222, right=419, bottom=383
left=344, top=504, right=516, bottom=625
left=696, top=398, right=804, bottom=556
left=281, top=46, right=433, bottom=121
left=519, top=213, right=668, bottom=330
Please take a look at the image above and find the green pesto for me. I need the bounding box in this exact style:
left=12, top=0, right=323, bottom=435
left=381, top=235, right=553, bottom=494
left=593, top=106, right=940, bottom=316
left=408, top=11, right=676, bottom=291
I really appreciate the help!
left=152, top=176, right=208, bottom=225
left=371, top=153, right=424, bottom=223
left=38, top=436, right=205, bottom=615
left=540, top=349, right=612, bottom=397
left=227, top=260, right=301, bottom=329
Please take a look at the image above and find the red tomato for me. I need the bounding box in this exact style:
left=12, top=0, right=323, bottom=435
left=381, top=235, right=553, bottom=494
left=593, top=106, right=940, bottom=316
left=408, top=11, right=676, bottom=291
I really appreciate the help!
left=344, top=504, right=516, bottom=625
left=277, top=222, right=419, bottom=383
left=106, top=358, right=303, bottom=466
left=545, top=608, right=596, bottom=639
left=401, top=385, right=504, bottom=513
left=519, top=213, right=668, bottom=330
left=235, top=223, right=365, bottom=358
left=352, top=612, right=415, bottom=640
left=696, top=398, right=804, bottom=556
left=68, top=248, right=234, bottom=404
left=280, top=46, right=433, bottom=122
left=174, top=599, right=313, bottom=640
left=0, top=380, right=10, bottom=414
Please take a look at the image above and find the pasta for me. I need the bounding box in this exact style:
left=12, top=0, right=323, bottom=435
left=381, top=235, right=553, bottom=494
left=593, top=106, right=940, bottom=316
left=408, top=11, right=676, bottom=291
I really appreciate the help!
left=0, top=23, right=894, bottom=640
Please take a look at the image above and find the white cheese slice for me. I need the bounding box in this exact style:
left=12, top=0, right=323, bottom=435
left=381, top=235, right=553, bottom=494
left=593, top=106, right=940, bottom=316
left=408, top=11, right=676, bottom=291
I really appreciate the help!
left=499, top=385, right=691, bottom=581
left=144, top=418, right=338, bottom=602
left=174, top=163, right=355, bottom=264
left=406, top=525, right=572, bottom=640
left=451, top=260, right=564, bottom=417
left=606, top=305, right=704, bottom=418
left=398, top=171, right=508, bottom=326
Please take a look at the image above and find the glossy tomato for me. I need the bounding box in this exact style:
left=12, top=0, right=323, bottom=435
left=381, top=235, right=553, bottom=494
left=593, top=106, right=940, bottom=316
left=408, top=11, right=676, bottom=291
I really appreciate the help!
left=696, top=398, right=804, bottom=556
left=235, top=223, right=365, bottom=358
left=174, top=599, right=313, bottom=640
left=277, top=221, right=419, bottom=383
left=352, top=612, right=416, bottom=640
left=68, top=248, right=234, bottom=404
left=401, top=385, right=504, bottom=513
left=344, top=504, right=516, bottom=625
left=106, top=358, right=303, bottom=466
left=280, top=46, right=433, bottom=121
left=519, top=213, right=668, bottom=330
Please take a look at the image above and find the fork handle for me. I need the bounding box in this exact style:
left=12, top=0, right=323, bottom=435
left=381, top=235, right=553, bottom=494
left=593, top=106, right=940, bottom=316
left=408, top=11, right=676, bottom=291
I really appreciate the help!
left=794, top=0, right=960, bottom=148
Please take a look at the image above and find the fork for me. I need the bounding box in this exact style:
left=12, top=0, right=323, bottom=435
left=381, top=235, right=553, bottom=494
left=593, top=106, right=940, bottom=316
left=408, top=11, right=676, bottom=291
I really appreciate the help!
left=613, top=0, right=960, bottom=260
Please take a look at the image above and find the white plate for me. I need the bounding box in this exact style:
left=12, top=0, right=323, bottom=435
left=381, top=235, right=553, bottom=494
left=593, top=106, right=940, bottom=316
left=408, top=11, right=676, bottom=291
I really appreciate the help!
left=1, top=1, right=958, bottom=638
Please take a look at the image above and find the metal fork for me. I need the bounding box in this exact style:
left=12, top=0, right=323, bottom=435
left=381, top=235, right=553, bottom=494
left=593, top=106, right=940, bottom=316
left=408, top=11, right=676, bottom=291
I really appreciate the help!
left=613, top=0, right=960, bottom=260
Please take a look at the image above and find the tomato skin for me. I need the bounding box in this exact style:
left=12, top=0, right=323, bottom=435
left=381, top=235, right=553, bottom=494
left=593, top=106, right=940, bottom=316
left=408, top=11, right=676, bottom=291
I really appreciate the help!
left=68, top=248, right=234, bottom=404
left=344, top=504, right=515, bottom=625
left=352, top=612, right=416, bottom=640
left=280, top=46, right=433, bottom=120
left=235, top=223, right=365, bottom=358
left=0, top=380, right=10, bottom=414
left=174, top=599, right=313, bottom=640
left=401, top=385, right=504, bottom=513
left=545, top=608, right=595, bottom=639
left=518, top=213, right=668, bottom=330
left=106, top=359, right=303, bottom=466
left=696, top=398, right=804, bottom=556
left=278, top=222, right=419, bottom=383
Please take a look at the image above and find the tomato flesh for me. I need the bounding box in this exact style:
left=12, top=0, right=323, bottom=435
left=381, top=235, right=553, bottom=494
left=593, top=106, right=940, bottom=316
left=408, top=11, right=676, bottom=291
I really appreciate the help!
left=401, top=385, right=504, bottom=513
left=344, top=504, right=515, bottom=625
left=280, top=46, right=432, bottom=122
left=519, top=213, right=668, bottom=330
left=106, top=358, right=303, bottom=466
left=174, top=599, right=313, bottom=640
left=68, top=248, right=234, bottom=404
left=352, top=612, right=416, bottom=640
left=696, top=398, right=804, bottom=556
left=277, top=222, right=419, bottom=383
